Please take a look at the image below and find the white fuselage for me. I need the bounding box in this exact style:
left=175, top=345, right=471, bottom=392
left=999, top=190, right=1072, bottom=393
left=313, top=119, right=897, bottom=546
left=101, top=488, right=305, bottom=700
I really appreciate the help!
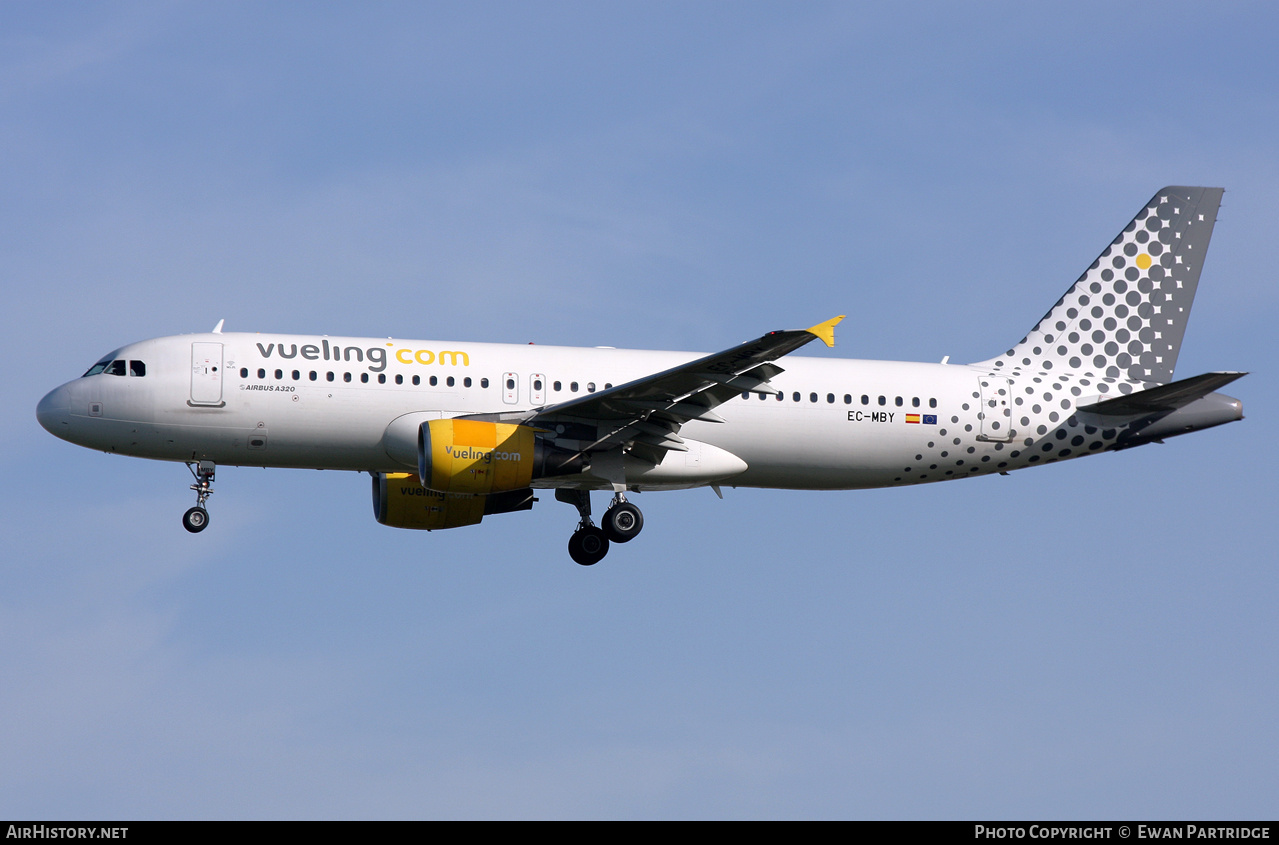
left=37, top=331, right=1145, bottom=492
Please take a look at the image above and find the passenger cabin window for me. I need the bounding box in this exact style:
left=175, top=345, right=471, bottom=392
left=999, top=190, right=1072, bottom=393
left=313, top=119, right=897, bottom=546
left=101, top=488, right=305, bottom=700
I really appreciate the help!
left=326, top=372, right=334, bottom=382
left=464, top=377, right=472, bottom=388
left=395, top=375, right=403, bottom=385
left=878, top=395, right=886, bottom=406
left=360, top=373, right=368, bottom=383
left=571, top=382, right=579, bottom=393
left=293, top=370, right=300, bottom=380
left=929, top=398, right=937, bottom=408
left=240, top=367, right=249, bottom=378
left=844, top=394, right=852, bottom=404
left=861, top=395, right=869, bottom=405
left=793, top=392, right=801, bottom=402
left=257, top=368, right=266, bottom=379
left=446, top=376, right=455, bottom=387
left=275, top=369, right=283, bottom=379
left=554, top=381, right=562, bottom=391
left=430, top=376, right=438, bottom=386
left=587, top=382, right=596, bottom=393
left=912, top=397, right=920, bottom=407
left=895, top=396, right=903, bottom=406
left=310, top=371, right=318, bottom=381
left=378, top=374, right=386, bottom=384
left=343, top=372, right=352, bottom=383
left=412, top=375, right=420, bottom=386
left=481, top=378, right=490, bottom=388
left=809, top=392, right=818, bottom=403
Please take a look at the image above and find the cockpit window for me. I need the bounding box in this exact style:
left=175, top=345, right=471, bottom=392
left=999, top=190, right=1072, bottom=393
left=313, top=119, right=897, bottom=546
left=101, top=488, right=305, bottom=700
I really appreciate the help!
left=82, top=354, right=145, bottom=377
left=82, top=357, right=113, bottom=377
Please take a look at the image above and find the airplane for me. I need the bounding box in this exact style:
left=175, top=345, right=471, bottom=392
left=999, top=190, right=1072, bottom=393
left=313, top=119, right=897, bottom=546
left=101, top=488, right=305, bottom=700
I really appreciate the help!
left=36, top=186, right=1245, bottom=565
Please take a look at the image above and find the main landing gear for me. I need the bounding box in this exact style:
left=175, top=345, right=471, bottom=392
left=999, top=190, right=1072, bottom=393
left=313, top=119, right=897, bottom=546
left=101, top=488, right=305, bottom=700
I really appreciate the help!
left=602, top=497, right=643, bottom=543
left=182, top=460, right=215, bottom=533
left=557, top=489, right=644, bottom=565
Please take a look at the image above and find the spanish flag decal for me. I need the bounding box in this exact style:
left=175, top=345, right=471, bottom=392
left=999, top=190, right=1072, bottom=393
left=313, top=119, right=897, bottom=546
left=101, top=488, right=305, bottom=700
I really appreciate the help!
left=906, top=414, right=920, bottom=424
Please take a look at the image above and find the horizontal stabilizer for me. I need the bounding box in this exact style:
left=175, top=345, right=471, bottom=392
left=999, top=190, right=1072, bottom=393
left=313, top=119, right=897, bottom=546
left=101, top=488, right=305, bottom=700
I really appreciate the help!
left=1077, top=372, right=1247, bottom=416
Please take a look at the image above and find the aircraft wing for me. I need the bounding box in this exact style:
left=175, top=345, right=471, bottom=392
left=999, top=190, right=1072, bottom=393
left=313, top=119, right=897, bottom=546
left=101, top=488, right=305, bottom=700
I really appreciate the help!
left=511, top=316, right=844, bottom=463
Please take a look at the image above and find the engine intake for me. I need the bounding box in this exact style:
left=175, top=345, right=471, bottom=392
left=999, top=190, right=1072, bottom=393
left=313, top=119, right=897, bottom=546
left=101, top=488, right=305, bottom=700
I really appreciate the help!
left=418, top=419, right=584, bottom=495
left=372, top=472, right=534, bottom=530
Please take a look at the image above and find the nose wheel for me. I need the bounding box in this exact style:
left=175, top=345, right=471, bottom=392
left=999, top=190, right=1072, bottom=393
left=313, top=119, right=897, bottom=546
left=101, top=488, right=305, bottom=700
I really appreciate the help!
left=182, top=506, right=209, bottom=533
left=183, top=461, right=215, bottom=533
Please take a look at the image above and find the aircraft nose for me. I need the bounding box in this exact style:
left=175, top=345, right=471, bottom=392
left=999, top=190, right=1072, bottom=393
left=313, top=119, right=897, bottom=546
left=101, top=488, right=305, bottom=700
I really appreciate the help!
left=36, top=383, right=71, bottom=437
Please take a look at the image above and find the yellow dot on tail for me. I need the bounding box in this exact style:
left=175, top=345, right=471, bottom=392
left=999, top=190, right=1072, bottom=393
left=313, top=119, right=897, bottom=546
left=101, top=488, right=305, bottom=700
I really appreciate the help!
left=1136, top=253, right=1152, bottom=269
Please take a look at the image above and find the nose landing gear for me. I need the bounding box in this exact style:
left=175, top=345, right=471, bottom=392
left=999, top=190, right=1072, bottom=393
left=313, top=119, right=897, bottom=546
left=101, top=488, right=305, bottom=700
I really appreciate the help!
left=183, top=461, right=215, bottom=533
left=182, top=506, right=208, bottom=532
left=556, top=489, right=645, bottom=565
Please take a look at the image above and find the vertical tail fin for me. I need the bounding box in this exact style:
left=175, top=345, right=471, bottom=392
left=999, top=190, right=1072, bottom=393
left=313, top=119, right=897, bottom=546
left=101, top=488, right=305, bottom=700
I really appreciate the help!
left=979, top=186, right=1223, bottom=383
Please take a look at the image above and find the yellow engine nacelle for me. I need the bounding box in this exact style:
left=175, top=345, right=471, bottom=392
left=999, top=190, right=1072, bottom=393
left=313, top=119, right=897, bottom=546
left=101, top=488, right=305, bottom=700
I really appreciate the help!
left=372, top=472, right=534, bottom=530
left=417, top=419, right=583, bottom=495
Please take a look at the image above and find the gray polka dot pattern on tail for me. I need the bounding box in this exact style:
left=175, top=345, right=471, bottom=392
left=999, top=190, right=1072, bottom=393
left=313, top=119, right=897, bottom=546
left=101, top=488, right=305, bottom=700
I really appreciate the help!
left=979, top=187, right=1223, bottom=384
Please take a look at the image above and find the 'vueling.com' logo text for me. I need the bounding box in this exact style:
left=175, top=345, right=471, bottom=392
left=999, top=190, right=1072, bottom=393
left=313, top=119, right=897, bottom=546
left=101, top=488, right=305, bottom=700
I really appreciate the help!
left=445, top=446, right=523, bottom=464
left=256, top=340, right=470, bottom=373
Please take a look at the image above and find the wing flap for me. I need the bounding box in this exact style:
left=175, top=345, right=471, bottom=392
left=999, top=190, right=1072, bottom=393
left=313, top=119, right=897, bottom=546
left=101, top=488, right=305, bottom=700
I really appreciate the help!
left=619, top=400, right=726, bottom=423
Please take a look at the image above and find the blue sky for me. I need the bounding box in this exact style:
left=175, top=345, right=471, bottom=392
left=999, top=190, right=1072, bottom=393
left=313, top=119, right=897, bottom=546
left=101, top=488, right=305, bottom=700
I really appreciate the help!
left=2, top=1, right=1275, bottom=819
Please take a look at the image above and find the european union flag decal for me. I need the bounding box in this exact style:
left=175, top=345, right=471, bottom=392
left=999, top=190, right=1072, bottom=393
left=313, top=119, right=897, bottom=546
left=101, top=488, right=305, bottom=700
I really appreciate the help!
left=922, top=414, right=937, bottom=425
